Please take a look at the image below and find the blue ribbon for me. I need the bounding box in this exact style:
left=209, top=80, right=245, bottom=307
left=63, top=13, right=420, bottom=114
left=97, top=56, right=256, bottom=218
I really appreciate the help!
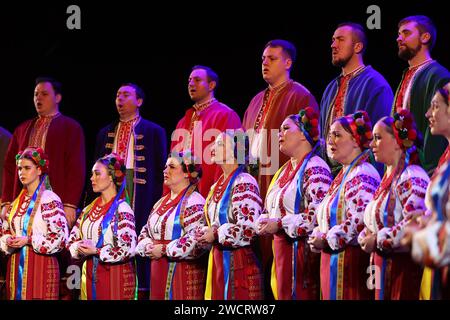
left=431, top=162, right=450, bottom=222
left=379, top=257, right=387, bottom=300
left=171, top=186, right=191, bottom=240
left=378, top=147, right=413, bottom=300
left=429, top=161, right=450, bottom=300
left=91, top=180, right=126, bottom=300
left=329, top=150, right=368, bottom=300
left=431, top=269, right=442, bottom=300
left=167, top=185, right=191, bottom=300
left=291, top=146, right=318, bottom=299
left=16, top=176, right=46, bottom=300
left=218, top=165, right=245, bottom=299
left=298, top=123, right=315, bottom=147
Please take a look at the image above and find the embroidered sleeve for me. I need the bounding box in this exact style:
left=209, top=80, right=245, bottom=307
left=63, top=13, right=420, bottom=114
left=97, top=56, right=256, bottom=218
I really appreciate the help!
left=0, top=207, right=14, bottom=255
left=412, top=221, right=450, bottom=268
left=283, top=166, right=332, bottom=238
left=67, top=214, right=84, bottom=259
left=136, top=198, right=166, bottom=257
left=166, top=203, right=207, bottom=259
left=327, top=173, right=379, bottom=250
left=98, top=210, right=137, bottom=263
left=31, top=199, right=68, bottom=255
left=135, top=220, right=154, bottom=257
left=377, top=175, right=429, bottom=249
left=217, top=180, right=262, bottom=248
left=359, top=199, right=378, bottom=246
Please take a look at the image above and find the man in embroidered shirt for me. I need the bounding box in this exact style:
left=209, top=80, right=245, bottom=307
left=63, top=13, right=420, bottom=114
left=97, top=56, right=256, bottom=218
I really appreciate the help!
left=394, top=15, right=450, bottom=175
left=1, top=77, right=85, bottom=227
left=242, top=39, right=318, bottom=299
left=243, top=39, right=318, bottom=200
left=94, top=83, right=167, bottom=299
left=170, top=65, right=241, bottom=198
left=320, top=22, right=393, bottom=175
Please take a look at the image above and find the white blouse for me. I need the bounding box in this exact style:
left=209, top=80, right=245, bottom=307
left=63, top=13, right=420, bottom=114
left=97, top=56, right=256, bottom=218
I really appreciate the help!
left=260, top=155, right=332, bottom=237
left=135, top=191, right=206, bottom=260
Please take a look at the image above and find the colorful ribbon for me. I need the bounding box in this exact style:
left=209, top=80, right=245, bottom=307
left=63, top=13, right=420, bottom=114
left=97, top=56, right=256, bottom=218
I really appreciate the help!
left=329, top=150, right=369, bottom=300
left=166, top=185, right=192, bottom=300
left=378, top=147, right=414, bottom=300
left=14, top=176, right=46, bottom=299
left=91, top=180, right=126, bottom=300
left=291, top=146, right=318, bottom=299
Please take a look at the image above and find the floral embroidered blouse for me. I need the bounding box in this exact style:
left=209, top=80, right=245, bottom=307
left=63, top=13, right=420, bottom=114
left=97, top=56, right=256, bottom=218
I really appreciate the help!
left=0, top=190, right=68, bottom=255
left=67, top=199, right=136, bottom=263
left=260, top=155, right=332, bottom=237
left=312, top=162, right=380, bottom=250
left=360, top=165, right=429, bottom=251
left=135, top=190, right=206, bottom=260
left=206, top=172, right=263, bottom=248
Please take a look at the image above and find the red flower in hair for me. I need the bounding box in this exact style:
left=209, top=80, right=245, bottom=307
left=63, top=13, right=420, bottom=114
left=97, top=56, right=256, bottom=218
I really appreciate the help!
left=407, top=129, right=417, bottom=141
left=305, top=107, right=314, bottom=119
left=115, top=170, right=124, bottom=178
left=310, top=128, right=319, bottom=139
left=392, top=109, right=419, bottom=150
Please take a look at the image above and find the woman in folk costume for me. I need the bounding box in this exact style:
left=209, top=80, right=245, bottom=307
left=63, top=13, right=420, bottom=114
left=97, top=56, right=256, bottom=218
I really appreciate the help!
left=411, top=83, right=450, bottom=299
left=358, top=109, right=429, bottom=300
left=67, top=153, right=137, bottom=300
left=135, top=151, right=207, bottom=300
left=256, top=107, right=332, bottom=300
left=0, top=147, right=68, bottom=300
left=308, top=111, right=381, bottom=300
left=197, top=130, right=263, bottom=300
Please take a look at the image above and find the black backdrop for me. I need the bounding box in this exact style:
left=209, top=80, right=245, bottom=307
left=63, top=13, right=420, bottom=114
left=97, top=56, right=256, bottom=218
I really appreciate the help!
left=1, top=0, right=449, bottom=165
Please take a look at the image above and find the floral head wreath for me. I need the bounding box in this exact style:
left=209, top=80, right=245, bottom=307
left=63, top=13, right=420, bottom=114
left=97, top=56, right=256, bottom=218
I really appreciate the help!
left=171, top=150, right=202, bottom=185
left=16, top=147, right=50, bottom=174
left=98, top=153, right=126, bottom=187
left=343, top=110, right=373, bottom=150
left=297, top=106, right=320, bottom=146
left=392, top=109, right=419, bottom=150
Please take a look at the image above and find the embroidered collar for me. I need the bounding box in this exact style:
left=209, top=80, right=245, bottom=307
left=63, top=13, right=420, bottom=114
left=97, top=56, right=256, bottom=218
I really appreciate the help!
left=341, top=65, right=366, bottom=78
left=408, top=59, right=434, bottom=70
left=268, top=79, right=292, bottom=92
left=38, top=111, right=61, bottom=120
left=193, top=98, right=217, bottom=113
left=119, top=115, right=140, bottom=124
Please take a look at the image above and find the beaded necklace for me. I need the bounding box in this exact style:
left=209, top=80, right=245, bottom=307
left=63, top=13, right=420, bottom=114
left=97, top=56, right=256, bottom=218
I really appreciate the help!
left=373, top=168, right=400, bottom=230
left=153, top=191, right=185, bottom=216
left=212, top=170, right=237, bottom=203
left=15, top=194, right=32, bottom=218
left=277, top=159, right=303, bottom=217
left=151, top=188, right=188, bottom=235
left=277, top=160, right=301, bottom=188
left=88, top=197, right=114, bottom=222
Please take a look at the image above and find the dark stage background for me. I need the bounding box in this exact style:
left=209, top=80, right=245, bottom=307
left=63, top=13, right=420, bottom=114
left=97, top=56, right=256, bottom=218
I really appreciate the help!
left=1, top=0, right=449, bottom=166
